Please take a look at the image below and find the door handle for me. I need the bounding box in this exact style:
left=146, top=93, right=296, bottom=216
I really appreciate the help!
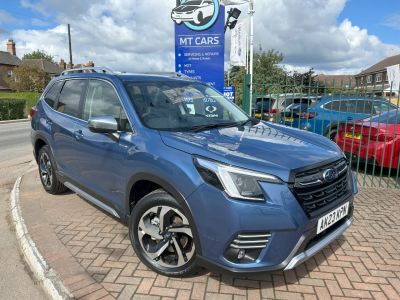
left=74, top=129, right=83, bottom=140
left=46, top=119, right=53, bottom=126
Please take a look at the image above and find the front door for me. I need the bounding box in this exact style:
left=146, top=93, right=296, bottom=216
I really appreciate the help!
left=73, top=79, right=134, bottom=210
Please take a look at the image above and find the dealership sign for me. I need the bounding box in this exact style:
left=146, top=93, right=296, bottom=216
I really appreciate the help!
left=172, top=0, right=225, bottom=93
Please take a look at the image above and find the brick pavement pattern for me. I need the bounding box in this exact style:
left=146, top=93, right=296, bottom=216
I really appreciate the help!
left=20, top=169, right=400, bottom=300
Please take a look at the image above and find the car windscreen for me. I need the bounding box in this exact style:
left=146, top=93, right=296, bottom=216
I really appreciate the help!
left=364, top=109, right=400, bottom=124
left=255, top=98, right=272, bottom=112
left=123, top=80, right=249, bottom=131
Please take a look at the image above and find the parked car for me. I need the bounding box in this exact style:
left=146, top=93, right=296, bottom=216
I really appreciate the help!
left=171, top=0, right=214, bottom=25
left=253, top=94, right=319, bottom=122
left=337, top=109, right=400, bottom=169
left=31, top=68, right=357, bottom=276
left=280, top=97, right=397, bottom=140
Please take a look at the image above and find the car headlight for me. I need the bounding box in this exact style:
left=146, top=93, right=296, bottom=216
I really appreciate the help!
left=194, top=157, right=282, bottom=201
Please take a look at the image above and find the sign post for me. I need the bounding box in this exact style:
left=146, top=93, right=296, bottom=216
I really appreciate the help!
left=173, top=0, right=225, bottom=93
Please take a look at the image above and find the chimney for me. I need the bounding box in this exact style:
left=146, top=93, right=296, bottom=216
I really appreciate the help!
left=7, top=39, right=16, bottom=56
left=59, top=58, right=66, bottom=70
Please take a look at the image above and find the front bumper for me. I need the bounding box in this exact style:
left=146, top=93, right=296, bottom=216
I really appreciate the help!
left=187, top=175, right=355, bottom=273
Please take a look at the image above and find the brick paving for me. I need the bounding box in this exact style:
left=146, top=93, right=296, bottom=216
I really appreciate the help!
left=20, top=169, right=400, bottom=300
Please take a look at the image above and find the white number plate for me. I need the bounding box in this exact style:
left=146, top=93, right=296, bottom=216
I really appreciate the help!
left=317, top=202, right=349, bottom=234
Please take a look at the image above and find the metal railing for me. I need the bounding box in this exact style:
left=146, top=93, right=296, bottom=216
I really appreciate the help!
left=247, top=79, right=400, bottom=189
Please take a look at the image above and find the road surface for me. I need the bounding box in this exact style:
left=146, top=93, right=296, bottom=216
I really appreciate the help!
left=0, top=120, right=46, bottom=299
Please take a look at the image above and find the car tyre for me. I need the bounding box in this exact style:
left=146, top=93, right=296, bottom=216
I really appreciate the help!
left=326, top=127, right=338, bottom=142
left=129, top=189, right=199, bottom=277
left=194, top=11, right=203, bottom=25
left=38, top=145, right=68, bottom=194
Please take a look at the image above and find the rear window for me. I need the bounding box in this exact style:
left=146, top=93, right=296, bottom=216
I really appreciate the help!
left=365, top=109, right=400, bottom=124
left=44, top=81, right=64, bottom=108
left=56, top=80, right=86, bottom=118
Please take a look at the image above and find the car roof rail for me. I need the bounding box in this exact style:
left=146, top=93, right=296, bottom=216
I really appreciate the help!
left=61, top=67, right=115, bottom=75
left=144, top=72, right=192, bottom=79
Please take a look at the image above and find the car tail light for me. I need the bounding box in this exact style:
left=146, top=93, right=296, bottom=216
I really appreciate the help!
left=299, top=112, right=315, bottom=119
left=30, top=106, right=37, bottom=118
left=269, top=108, right=277, bottom=114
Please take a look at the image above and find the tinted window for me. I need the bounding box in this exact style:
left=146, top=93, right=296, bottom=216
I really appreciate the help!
left=56, top=80, right=86, bottom=118
left=324, top=101, right=342, bottom=111
left=354, top=100, right=373, bottom=114
left=83, top=80, right=132, bottom=132
left=44, top=81, right=64, bottom=108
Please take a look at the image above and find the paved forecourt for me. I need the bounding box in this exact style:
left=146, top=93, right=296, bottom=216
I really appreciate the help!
left=19, top=168, right=400, bottom=300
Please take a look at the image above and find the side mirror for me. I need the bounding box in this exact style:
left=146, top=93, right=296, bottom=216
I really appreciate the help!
left=88, top=116, right=118, bottom=134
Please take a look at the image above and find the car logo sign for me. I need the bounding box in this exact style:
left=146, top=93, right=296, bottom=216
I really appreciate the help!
left=322, top=168, right=338, bottom=183
left=171, top=0, right=220, bottom=31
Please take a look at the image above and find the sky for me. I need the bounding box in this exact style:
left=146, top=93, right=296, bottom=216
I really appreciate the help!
left=0, top=0, right=399, bottom=75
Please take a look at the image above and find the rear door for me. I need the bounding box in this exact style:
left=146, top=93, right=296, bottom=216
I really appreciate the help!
left=72, top=79, right=133, bottom=208
left=51, top=79, right=87, bottom=179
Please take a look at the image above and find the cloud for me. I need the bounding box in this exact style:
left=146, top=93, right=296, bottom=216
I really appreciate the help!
left=6, top=0, right=400, bottom=74
left=0, top=10, right=21, bottom=25
left=31, top=18, right=50, bottom=27
left=383, top=13, right=400, bottom=30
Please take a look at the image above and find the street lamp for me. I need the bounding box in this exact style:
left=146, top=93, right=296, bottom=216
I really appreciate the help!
left=224, top=8, right=241, bottom=33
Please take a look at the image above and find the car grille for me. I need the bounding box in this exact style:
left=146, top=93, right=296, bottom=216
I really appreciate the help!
left=292, top=158, right=351, bottom=217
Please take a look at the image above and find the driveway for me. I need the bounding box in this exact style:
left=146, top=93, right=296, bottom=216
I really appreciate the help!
left=19, top=167, right=400, bottom=300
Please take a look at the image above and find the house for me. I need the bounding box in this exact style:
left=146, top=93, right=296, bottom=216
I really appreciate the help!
left=0, top=40, right=22, bottom=91
left=317, top=74, right=356, bottom=88
left=22, top=58, right=63, bottom=77
left=355, top=54, right=400, bottom=89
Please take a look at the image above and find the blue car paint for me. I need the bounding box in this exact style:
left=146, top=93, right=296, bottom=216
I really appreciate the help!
left=280, top=97, right=397, bottom=136
left=31, top=73, right=357, bottom=273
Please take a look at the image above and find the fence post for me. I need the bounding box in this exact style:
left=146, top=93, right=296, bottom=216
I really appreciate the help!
left=242, top=74, right=251, bottom=114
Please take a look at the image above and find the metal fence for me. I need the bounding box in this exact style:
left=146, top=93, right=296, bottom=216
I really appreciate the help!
left=247, top=80, right=400, bottom=189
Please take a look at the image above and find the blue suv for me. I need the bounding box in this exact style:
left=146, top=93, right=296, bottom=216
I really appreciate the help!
left=31, top=68, right=357, bottom=276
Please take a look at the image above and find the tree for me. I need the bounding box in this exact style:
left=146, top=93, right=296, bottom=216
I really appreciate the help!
left=4, top=65, right=50, bottom=92
left=23, top=50, right=54, bottom=63
left=225, top=50, right=288, bottom=106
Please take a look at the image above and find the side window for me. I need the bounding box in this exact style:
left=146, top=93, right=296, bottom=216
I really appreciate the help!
left=56, top=80, right=86, bottom=118
left=44, top=81, right=64, bottom=108
left=355, top=100, right=372, bottom=114
left=324, top=101, right=342, bottom=111
left=83, top=80, right=132, bottom=132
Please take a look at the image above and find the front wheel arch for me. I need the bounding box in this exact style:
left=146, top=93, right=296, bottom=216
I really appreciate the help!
left=125, top=173, right=202, bottom=255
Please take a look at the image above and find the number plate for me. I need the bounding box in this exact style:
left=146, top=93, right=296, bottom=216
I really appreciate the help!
left=345, top=132, right=361, bottom=140
left=284, top=117, right=294, bottom=123
left=317, top=202, right=349, bottom=234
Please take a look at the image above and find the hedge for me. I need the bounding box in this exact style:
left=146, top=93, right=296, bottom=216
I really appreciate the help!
left=0, top=99, right=27, bottom=121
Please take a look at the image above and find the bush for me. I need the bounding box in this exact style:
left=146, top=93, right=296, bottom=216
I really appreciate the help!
left=4, top=65, right=50, bottom=92
left=0, top=99, right=27, bottom=121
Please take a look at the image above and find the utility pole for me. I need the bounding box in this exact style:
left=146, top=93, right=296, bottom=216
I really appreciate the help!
left=248, top=0, right=254, bottom=114
left=68, top=24, right=73, bottom=69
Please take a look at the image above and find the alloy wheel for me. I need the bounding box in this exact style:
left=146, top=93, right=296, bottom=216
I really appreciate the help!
left=137, top=205, right=195, bottom=268
left=39, top=152, right=53, bottom=188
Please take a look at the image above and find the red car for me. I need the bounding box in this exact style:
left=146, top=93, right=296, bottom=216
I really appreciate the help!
left=337, top=109, right=400, bottom=169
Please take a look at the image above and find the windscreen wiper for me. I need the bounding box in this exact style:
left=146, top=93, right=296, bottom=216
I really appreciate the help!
left=189, top=122, right=239, bottom=133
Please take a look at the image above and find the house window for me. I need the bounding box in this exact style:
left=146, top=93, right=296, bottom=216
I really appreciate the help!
left=366, top=75, right=372, bottom=84
left=385, top=72, right=388, bottom=82
left=7, top=70, right=13, bottom=76
left=360, top=77, right=364, bottom=85
left=376, top=73, right=382, bottom=83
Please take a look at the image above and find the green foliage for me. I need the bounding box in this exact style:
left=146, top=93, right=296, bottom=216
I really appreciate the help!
left=0, top=99, right=26, bottom=120
left=23, top=50, right=54, bottom=63
left=0, top=92, right=41, bottom=114
left=4, top=65, right=50, bottom=93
